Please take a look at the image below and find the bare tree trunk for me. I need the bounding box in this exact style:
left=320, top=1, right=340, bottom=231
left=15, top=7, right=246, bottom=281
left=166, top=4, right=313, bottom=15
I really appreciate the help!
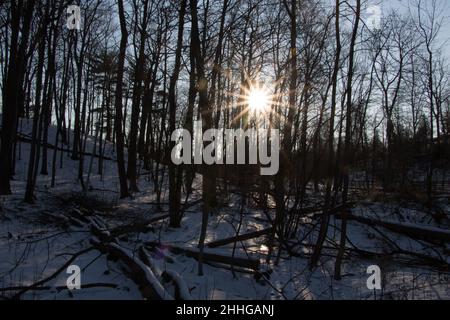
left=190, top=0, right=214, bottom=276
left=115, top=0, right=130, bottom=199
left=127, top=0, right=150, bottom=192
left=269, top=0, right=297, bottom=265
left=168, top=0, right=187, bottom=228
left=310, top=0, right=341, bottom=270
left=0, top=0, right=35, bottom=195
left=334, top=0, right=360, bottom=280
left=24, top=2, right=48, bottom=203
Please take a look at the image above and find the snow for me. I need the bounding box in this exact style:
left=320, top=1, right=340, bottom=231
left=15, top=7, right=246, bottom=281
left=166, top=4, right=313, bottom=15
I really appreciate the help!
left=0, top=117, right=449, bottom=300
left=107, top=241, right=174, bottom=300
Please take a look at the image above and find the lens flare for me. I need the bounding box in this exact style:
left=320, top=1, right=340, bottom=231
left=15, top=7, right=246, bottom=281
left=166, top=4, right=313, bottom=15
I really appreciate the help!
left=248, top=88, right=270, bottom=113
left=224, top=74, right=285, bottom=126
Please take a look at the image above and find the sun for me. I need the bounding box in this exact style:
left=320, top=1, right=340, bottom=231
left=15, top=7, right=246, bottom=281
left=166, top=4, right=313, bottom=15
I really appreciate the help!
left=228, top=78, right=282, bottom=124
left=247, top=88, right=270, bottom=113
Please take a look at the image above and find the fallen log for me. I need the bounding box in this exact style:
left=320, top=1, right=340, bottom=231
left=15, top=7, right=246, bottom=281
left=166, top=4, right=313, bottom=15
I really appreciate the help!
left=289, top=241, right=450, bottom=271
left=78, top=213, right=169, bottom=243
left=110, top=214, right=170, bottom=238
left=138, top=247, right=192, bottom=300
left=288, top=206, right=323, bottom=215
left=161, top=270, right=192, bottom=300
left=337, top=213, right=450, bottom=243
left=314, top=202, right=356, bottom=217
left=64, top=215, right=174, bottom=300
left=206, top=228, right=273, bottom=248
left=90, top=238, right=173, bottom=300
left=145, top=241, right=260, bottom=270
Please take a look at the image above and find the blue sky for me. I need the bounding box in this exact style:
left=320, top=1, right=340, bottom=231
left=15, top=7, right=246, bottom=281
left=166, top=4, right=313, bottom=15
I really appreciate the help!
left=380, top=0, right=450, bottom=60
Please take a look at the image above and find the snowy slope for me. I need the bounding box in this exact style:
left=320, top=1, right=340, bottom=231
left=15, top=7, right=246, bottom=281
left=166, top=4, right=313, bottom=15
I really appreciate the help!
left=0, top=117, right=449, bottom=300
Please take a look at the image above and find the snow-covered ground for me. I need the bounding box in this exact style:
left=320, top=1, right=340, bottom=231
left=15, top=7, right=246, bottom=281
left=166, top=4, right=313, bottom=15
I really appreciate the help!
left=0, top=118, right=449, bottom=300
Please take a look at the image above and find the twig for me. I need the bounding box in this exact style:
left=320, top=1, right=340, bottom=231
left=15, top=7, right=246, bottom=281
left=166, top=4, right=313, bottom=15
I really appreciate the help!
left=11, top=247, right=94, bottom=299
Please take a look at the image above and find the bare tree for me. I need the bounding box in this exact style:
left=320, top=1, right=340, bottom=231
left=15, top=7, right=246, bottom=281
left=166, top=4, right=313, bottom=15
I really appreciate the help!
left=115, top=0, right=130, bottom=199
left=168, top=0, right=188, bottom=228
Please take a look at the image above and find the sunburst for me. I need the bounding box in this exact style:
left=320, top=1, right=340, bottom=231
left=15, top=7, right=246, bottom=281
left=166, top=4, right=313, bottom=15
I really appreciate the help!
left=248, top=87, right=270, bottom=113
left=234, top=81, right=280, bottom=119
left=220, top=70, right=286, bottom=127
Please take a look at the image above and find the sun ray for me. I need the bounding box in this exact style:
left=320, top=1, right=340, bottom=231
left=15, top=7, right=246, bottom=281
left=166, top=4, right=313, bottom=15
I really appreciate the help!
left=221, top=72, right=287, bottom=127
left=248, top=87, right=270, bottom=113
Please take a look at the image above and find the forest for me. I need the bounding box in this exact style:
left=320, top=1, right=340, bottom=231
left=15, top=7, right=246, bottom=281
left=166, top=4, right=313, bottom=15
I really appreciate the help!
left=0, top=0, right=449, bottom=300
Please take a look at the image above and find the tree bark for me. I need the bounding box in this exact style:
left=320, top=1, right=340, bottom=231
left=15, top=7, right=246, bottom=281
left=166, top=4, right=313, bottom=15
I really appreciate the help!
left=115, top=0, right=130, bottom=199
left=168, top=0, right=187, bottom=228
left=310, top=0, right=341, bottom=270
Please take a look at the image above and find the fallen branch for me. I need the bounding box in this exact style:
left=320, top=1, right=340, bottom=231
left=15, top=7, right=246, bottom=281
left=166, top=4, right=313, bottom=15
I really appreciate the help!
left=145, top=241, right=260, bottom=270
left=291, top=240, right=450, bottom=271
left=337, top=213, right=450, bottom=243
left=11, top=247, right=94, bottom=300
left=110, top=214, right=170, bottom=238
left=138, top=247, right=192, bottom=300
left=90, top=238, right=173, bottom=300
left=161, top=270, right=192, bottom=300
left=310, top=202, right=356, bottom=218
left=206, top=228, right=273, bottom=248
left=0, top=283, right=117, bottom=293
